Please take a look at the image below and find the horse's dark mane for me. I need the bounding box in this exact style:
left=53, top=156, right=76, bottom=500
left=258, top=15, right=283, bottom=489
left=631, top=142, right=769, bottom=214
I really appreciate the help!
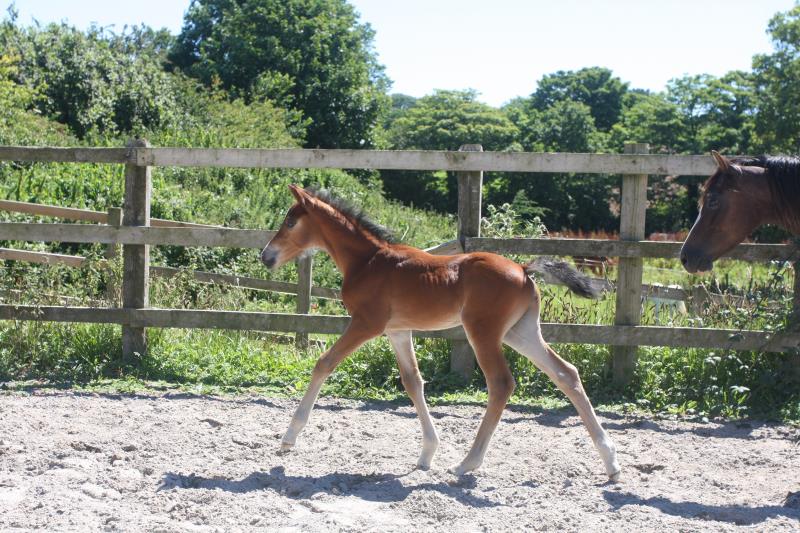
left=305, top=186, right=398, bottom=244
left=703, top=155, right=800, bottom=228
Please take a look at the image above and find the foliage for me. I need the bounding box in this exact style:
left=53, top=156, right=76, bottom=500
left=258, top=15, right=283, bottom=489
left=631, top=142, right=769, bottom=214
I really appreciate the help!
left=530, top=67, right=628, bottom=131
left=1, top=20, right=184, bottom=138
left=609, top=91, right=686, bottom=153
left=752, top=4, right=800, bottom=152
left=666, top=72, right=756, bottom=154
left=169, top=0, right=390, bottom=149
left=382, top=89, right=519, bottom=210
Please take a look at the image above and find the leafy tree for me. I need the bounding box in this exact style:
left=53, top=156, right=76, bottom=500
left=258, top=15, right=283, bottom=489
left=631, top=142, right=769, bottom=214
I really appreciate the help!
left=535, top=100, right=599, bottom=152
left=387, top=89, right=518, bottom=152
left=752, top=4, right=800, bottom=152
left=383, top=89, right=519, bottom=210
left=500, top=98, right=617, bottom=231
left=169, top=0, right=390, bottom=149
left=666, top=73, right=755, bottom=154
left=0, top=20, right=183, bottom=138
left=531, top=67, right=628, bottom=131
left=609, top=92, right=686, bottom=153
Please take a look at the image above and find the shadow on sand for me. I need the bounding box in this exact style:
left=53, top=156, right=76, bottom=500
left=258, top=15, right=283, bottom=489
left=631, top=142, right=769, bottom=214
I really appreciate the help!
left=603, top=490, right=800, bottom=526
left=159, top=466, right=502, bottom=508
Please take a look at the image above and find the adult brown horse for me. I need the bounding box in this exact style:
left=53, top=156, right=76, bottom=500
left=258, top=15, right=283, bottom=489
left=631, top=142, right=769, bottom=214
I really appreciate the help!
left=680, top=151, right=800, bottom=273
left=261, top=185, right=620, bottom=480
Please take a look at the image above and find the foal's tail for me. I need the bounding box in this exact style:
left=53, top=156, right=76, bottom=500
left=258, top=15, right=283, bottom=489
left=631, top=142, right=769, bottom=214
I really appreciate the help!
left=524, top=257, right=600, bottom=299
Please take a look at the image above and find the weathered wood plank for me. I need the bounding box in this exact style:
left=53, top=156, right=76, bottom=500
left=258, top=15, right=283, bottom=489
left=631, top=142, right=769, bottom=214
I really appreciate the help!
left=0, top=198, right=218, bottom=228
left=0, top=223, right=275, bottom=249
left=136, top=147, right=718, bottom=175
left=0, top=305, right=130, bottom=324
left=542, top=323, right=800, bottom=352
left=294, top=256, right=313, bottom=348
left=424, top=239, right=463, bottom=256
left=0, top=199, right=108, bottom=223
left=150, top=266, right=341, bottom=300
left=466, top=237, right=797, bottom=261
left=1, top=305, right=798, bottom=351
left=0, top=146, right=129, bottom=164
left=0, top=247, right=87, bottom=268
left=451, top=145, right=483, bottom=379
left=122, top=139, right=151, bottom=361
left=4, top=223, right=793, bottom=263
left=0, top=145, right=723, bottom=175
left=612, top=143, right=649, bottom=385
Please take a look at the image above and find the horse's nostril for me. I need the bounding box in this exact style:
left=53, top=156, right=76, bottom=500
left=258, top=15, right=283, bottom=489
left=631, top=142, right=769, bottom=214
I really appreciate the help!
left=680, top=253, right=688, bottom=266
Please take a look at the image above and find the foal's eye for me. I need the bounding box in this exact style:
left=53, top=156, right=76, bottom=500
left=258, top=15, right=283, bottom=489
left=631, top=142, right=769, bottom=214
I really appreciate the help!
left=286, top=218, right=296, bottom=229
left=707, top=196, right=720, bottom=210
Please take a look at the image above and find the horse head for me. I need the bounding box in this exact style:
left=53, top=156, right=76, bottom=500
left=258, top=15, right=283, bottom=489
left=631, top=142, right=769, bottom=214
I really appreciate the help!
left=680, top=152, right=769, bottom=273
left=261, top=185, right=322, bottom=270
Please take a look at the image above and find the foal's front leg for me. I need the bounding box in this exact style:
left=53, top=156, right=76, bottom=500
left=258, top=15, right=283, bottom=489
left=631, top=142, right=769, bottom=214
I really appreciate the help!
left=281, top=320, right=378, bottom=451
left=387, top=331, right=440, bottom=469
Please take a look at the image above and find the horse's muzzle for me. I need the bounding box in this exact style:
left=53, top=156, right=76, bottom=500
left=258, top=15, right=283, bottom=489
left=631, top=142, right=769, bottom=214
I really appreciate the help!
left=261, top=247, right=278, bottom=269
left=679, top=246, right=713, bottom=273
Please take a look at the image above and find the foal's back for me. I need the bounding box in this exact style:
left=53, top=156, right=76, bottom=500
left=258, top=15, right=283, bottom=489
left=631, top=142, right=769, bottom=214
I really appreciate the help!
left=344, top=244, right=534, bottom=333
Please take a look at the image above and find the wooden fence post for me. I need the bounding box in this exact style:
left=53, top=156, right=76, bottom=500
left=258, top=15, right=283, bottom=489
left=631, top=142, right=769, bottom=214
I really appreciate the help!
left=611, top=143, right=649, bottom=386
left=121, top=139, right=151, bottom=364
left=450, top=144, right=483, bottom=380
left=295, top=255, right=313, bottom=349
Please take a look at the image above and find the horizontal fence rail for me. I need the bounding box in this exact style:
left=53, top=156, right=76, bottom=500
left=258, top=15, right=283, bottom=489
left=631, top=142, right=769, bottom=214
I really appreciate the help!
left=0, top=198, right=221, bottom=228
left=467, top=237, right=798, bottom=261
left=1, top=146, right=718, bottom=175
left=1, top=305, right=798, bottom=351
left=3, top=223, right=794, bottom=261
left=0, top=223, right=273, bottom=249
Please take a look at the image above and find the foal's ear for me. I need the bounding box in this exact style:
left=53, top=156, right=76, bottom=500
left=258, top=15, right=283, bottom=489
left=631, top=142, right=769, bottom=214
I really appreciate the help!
left=288, top=184, right=308, bottom=205
left=711, top=150, right=730, bottom=173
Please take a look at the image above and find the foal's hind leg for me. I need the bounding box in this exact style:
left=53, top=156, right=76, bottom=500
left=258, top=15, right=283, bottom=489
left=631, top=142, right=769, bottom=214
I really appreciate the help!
left=449, top=322, right=515, bottom=475
left=281, top=320, right=378, bottom=451
left=504, top=308, right=621, bottom=480
left=387, top=331, right=440, bottom=469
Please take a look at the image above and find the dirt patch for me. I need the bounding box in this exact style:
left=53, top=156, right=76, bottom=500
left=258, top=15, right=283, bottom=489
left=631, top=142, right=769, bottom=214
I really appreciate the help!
left=0, top=391, right=798, bottom=531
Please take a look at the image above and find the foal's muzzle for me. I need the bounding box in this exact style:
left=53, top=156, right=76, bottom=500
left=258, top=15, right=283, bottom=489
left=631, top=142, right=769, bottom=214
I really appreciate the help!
left=261, top=247, right=279, bottom=269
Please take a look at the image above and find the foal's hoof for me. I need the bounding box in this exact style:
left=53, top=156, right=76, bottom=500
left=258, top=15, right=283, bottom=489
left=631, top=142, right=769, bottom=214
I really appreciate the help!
left=415, top=458, right=432, bottom=471
left=608, top=468, right=621, bottom=483
left=277, top=441, right=294, bottom=454
left=448, top=462, right=477, bottom=476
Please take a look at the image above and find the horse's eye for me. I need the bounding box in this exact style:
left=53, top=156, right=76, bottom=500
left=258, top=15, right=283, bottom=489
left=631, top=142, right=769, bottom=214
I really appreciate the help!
left=707, top=196, right=720, bottom=210
left=286, top=218, right=296, bottom=229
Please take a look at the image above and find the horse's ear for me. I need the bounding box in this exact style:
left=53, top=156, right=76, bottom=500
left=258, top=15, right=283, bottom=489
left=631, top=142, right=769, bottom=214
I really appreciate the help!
left=288, top=184, right=308, bottom=205
left=711, top=150, right=730, bottom=173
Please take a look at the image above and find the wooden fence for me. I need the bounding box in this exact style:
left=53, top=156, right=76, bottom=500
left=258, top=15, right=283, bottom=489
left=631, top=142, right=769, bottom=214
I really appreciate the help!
left=1, top=142, right=799, bottom=385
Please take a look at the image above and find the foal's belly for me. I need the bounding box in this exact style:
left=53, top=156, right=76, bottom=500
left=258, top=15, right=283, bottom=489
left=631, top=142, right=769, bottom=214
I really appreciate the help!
left=383, top=295, right=464, bottom=332
left=384, top=312, right=463, bottom=332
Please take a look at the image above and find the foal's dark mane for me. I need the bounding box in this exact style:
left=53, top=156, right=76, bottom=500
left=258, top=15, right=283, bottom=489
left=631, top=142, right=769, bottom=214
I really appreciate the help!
left=704, top=155, right=800, bottom=227
left=305, top=186, right=398, bottom=244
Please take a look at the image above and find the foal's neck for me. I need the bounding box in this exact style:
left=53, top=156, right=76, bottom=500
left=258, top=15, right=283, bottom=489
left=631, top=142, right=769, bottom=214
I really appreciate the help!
left=313, top=208, right=385, bottom=277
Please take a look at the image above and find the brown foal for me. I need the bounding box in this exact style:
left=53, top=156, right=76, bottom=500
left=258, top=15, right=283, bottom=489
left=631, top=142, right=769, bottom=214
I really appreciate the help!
left=261, top=185, right=620, bottom=480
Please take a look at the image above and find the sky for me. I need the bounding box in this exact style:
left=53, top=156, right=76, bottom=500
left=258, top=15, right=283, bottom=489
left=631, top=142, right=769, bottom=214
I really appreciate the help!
left=8, top=0, right=798, bottom=107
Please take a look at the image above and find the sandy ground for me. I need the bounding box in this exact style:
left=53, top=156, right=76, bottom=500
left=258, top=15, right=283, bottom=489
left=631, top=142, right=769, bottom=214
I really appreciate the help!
left=0, top=390, right=798, bottom=532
